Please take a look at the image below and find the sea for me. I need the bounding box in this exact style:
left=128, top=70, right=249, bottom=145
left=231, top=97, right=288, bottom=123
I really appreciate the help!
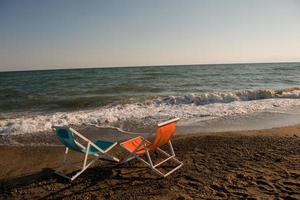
left=1, top=62, right=300, bottom=137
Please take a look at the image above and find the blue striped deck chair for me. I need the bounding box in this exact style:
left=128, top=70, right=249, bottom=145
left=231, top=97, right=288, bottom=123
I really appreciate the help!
left=53, top=126, right=119, bottom=181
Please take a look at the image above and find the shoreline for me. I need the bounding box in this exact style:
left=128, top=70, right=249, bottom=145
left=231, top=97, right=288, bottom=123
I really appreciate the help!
left=0, top=107, right=300, bottom=146
left=2, top=89, right=300, bottom=136
left=1, top=125, right=300, bottom=199
left=3, top=106, right=300, bottom=146
left=178, top=108, right=300, bottom=135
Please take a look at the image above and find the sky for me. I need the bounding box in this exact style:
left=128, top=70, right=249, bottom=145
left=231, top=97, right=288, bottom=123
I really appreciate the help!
left=0, top=0, right=300, bottom=71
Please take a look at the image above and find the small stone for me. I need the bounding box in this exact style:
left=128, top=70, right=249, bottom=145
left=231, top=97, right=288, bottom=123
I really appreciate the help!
left=159, top=188, right=169, bottom=195
left=216, top=192, right=227, bottom=198
left=175, top=194, right=192, bottom=200
left=285, top=195, right=300, bottom=200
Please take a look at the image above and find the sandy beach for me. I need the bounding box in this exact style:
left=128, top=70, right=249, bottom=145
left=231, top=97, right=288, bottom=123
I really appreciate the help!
left=2, top=0, right=300, bottom=199
left=0, top=125, right=299, bottom=199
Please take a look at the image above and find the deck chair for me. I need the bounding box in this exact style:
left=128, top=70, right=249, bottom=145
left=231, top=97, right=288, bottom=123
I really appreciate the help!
left=120, top=118, right=183, bottom=177
left=53, top=126, right=119, bottom=181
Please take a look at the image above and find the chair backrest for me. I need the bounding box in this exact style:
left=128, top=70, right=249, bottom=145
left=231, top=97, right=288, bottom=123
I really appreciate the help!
left=149, top=118, right=179, bottom=150
left=55, top=127, right=83, bottom=153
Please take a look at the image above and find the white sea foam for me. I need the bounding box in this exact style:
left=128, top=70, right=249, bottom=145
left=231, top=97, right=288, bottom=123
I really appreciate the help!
left=1, top=89, right=300, bottom=136
left=154, top=88, right=300, bottom=105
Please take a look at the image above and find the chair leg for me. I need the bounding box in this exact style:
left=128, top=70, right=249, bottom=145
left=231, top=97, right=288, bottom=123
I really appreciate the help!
left=145, top=149, right=154, bottom=167
left=55, top=148, right=69, bottom=175
left=83, top=143, right=90, bottom=168
left=120, top=143, right=183, bottom=178
left=152, top=162, right=183, bottom=177
left=70, top=156, right=99, bottom=181
left=63, top=147, right=69, bottom=162
left=101, top=152, right=120, bottom=162
left=145, top=146, right=183, bottom=177
left=55, top=145, right=100, bottom=181
left=168, top=140, right=175, bottom=156
left=121, top=155, right=136, bottom=164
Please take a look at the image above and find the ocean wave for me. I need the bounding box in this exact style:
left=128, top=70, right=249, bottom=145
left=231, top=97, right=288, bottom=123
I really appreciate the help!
left=154, top=87, right=300, bottom=106
left=1, top=88, right=300, bottom=136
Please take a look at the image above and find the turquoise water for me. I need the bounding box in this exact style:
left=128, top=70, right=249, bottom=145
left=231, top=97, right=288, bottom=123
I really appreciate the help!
left=1, top=62, right=300, bottom=114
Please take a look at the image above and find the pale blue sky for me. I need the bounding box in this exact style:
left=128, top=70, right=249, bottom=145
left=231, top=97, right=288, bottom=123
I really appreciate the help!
left=0, top=0, right=300, bottom=71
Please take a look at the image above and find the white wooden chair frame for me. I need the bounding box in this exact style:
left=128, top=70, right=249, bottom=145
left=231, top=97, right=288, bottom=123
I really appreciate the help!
left=53, top=127, right=119, bottom=181
left=120, top=118, right=183, bottom=177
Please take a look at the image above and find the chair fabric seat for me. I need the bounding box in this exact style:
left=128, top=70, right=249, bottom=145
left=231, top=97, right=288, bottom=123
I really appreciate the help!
left=56, top=128, right=83, bottom=153
left=86, top=140, right=115, bottom=154
left=120, top=136, right=151, bottom=155
left=55, top=128, right=115, bottom=154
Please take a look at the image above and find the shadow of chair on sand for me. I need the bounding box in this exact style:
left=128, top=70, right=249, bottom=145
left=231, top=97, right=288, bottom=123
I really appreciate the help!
left=0, top=163, right=165, bottom=200
left=0, top=168, right=59, bottom=191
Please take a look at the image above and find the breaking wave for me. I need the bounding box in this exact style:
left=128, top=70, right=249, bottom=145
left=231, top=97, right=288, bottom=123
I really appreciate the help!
left=154, top=87, right=300, bottom=105
left=1, top=87, right=300, bottom=135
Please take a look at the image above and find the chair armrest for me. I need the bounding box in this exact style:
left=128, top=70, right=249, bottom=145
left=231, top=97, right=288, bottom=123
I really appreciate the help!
left=90, top=124, right=154, bottom=137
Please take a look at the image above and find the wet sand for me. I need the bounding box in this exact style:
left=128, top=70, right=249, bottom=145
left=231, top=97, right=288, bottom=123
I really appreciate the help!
left=0, top=125, right=300, bottom=199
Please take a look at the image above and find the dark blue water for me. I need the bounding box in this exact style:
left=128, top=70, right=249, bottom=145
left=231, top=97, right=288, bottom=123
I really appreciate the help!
left=1, top=62, right=300, bottom=114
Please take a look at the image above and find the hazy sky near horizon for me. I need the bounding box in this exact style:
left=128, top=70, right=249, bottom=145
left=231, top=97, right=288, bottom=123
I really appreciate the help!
left=1, top=0, right=300, bottom=71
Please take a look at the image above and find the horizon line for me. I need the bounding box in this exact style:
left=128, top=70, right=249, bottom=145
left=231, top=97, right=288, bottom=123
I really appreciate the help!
left=1, top=60, right=299, bottom=73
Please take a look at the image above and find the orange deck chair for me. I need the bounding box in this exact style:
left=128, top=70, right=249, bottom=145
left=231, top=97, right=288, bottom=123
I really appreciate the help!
left=120, top=118, right=183, bottom=177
